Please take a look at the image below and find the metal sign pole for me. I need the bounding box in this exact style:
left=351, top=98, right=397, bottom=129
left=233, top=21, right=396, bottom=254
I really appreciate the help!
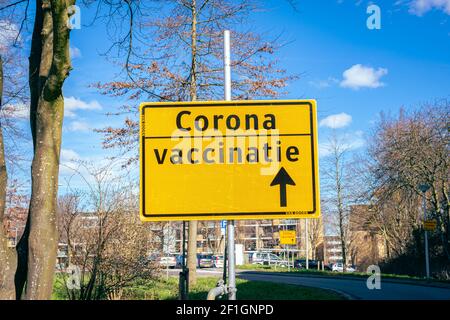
left=223, top=222, right=228, bottom=284
left=179, top=221, right=188, bottom=299
left=227, top=221, right=236, bottom=299
left=223, top=244, right=228, bottom=283
left=419, top=184, right=430, bottom=279
left=224, top=30, right=236, bottom=300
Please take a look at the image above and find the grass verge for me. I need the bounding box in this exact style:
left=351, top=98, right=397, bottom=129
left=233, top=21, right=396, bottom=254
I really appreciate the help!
left=184, top=277, right=344, bottom=300
left=53, top=275, right=345, bottom=300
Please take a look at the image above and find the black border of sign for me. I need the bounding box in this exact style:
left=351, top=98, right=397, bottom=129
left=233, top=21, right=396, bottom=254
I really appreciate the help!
left=141, top=100, right=317, bottom=218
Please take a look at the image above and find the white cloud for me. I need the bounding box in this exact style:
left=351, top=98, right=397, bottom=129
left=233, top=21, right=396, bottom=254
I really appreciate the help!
left=318, top=144, right=331, bottom=158
left=69, top=46, right=82, bottom=59
left=1, top=98, right=101, bottom=120
left=64, top=96, right=102, bottom=117
left=67, top=120, right=90, bottom=132
left=394, top=0, right=409, bottom=6
left=319, top=131, right=365, bottom=158
left=59, top=149, right=81, bottom=175
left=320, top=113, right=352, bottom=129
left=409, top=0, right=450, bottom=15
left=0, top=20, right=19, bottom=52
left=58, top=150, right=128, bottom=188
left=340, top=64, right=388, bottom=90
left=61, top=149, right=80, bottom=162
left=1, top=103, right=28, bottom=120
left=1, top=98, right=101, bottom=119
left=308, top=77, right=339, bottom=89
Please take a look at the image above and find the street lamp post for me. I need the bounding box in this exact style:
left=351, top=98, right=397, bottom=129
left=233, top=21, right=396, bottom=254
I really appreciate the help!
left=419, top=184, right=430, bottom=280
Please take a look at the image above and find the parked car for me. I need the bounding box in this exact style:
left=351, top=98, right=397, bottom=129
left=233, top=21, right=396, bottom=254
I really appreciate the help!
left=160, top=254, right=177, bottom=268
left=332, top=263, right=356, bottom=273
left=212, top=255, right=224, bottom=268
left=347, top=265, right=357, bottom=272
left=149, top=253, right=177, bottom=269
left=250, top=252, right=288, bottom=267
left=197, top=254, right=214, bottom=268
left=332, top=262, right=343, bottom=272
left=294, top=259, right=319, bottom=269
left=293, top=259, right=305, bottom=269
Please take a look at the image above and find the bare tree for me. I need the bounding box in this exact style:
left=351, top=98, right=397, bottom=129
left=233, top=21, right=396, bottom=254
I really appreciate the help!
left=366, top=101, right=450, bottom=270
left=57, top=161, right=158, bottom=300
left=0, top=0, right=77, bottom=300
left=308, top=218, right=323, bottom=261
left=321, top=133, right=355, bottom=270
left=0, top=50, right=17, bottom=300
left=0, top=0, right=165, bottom=299
left=93, top=0, right=297, bottom=286
left=199, top=220, right=224, bottom=255
left=0, top=10, right=28, bottom=297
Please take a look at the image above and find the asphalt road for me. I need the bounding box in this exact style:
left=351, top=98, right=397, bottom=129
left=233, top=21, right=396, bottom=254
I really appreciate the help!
left=166, top=268, right=450, bottom=300
left=238, top=272, right=450, bottom=300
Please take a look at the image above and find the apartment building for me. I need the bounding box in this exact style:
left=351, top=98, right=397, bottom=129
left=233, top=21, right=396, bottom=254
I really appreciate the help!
left=167, top=218, right=324, bottom=263
left=348, top=204, right=387, bottom=269
left=323, top=235, right=343, bottom=264
left=236, top=219, right=301, bottom=254
left=323, top=205, right=387, bottom=269
left=4, top=205, right=27, bottom=247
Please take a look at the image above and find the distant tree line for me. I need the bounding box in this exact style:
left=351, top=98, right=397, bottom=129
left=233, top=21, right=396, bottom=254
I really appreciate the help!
left=365, top=100, right=449, bottom=278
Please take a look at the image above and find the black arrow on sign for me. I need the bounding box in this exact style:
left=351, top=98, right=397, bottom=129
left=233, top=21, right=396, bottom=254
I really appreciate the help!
left=270, top=167, right=296, bottom=207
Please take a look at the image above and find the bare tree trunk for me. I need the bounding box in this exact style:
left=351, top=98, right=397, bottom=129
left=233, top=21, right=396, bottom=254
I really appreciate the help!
left=327, top=133, right=348, bottom=271
left=336, top=159, right=347, bottom=271
left=14, top=0, right=46, bottom=298
left=308, top=219, right=322, bottom=261
left=14, top=0, right=74, bottom=300
left=0, top=55, right=18, bottom=300
left=189, top=0, right=197, bottom=101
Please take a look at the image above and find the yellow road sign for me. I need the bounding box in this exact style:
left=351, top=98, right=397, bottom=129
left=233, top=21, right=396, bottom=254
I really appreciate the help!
left=140, top=100, right=320, bottom=221
left=280, top=230, right=297, bottom=245
left=424, top=219, right=437, bottom=231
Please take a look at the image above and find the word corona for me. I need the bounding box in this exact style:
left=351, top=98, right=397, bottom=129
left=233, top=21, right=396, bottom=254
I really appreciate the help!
left=176, top=110, right=276, bottom=132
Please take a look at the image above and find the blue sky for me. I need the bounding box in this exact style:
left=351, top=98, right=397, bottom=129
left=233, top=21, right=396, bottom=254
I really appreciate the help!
left=5, top=0, right=450, bottom=191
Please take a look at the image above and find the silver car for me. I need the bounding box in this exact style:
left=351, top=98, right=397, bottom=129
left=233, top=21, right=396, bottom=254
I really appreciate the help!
left=250, top=252, right=288, bottom=267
